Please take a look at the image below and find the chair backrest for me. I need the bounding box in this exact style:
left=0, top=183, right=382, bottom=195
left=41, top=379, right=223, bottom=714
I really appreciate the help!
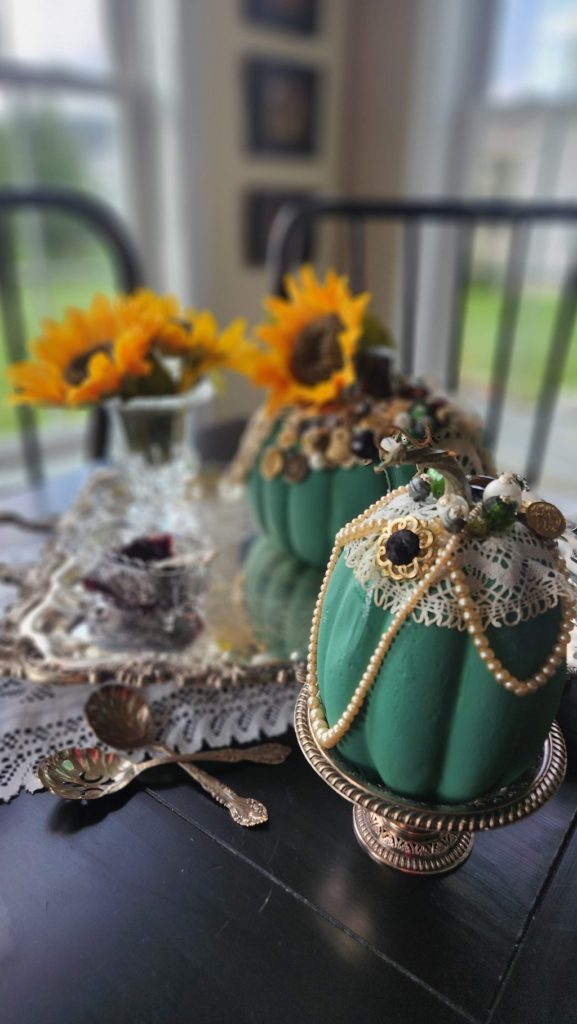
left=0, top=186, right=144, bottom=484
left=267, top=197, right=577, bottom=484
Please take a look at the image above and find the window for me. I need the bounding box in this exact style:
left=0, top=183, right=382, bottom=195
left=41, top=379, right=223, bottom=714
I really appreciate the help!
left=462, top=0, right=577, bottom=509
left=0, top=0, right=133, bottom=491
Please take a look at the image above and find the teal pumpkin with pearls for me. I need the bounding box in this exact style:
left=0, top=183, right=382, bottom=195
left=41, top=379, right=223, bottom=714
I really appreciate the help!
left=313, top=487, right=570, bottom=804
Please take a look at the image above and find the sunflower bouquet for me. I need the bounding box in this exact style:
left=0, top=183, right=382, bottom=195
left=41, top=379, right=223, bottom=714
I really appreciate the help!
left=7, top=290, right=247, bottom=408
left=231, top=265, right=493, bottom=567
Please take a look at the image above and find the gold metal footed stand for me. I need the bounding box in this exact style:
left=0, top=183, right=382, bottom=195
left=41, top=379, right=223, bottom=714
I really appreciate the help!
left=294, top=685, right=567, bottom=876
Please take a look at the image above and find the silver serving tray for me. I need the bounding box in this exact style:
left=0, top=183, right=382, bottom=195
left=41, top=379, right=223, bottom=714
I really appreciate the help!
left=0, top=469, right=304, bottom=687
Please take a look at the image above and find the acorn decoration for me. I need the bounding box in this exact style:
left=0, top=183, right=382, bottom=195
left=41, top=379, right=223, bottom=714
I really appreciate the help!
left=306, top=451, right=574, bottom=803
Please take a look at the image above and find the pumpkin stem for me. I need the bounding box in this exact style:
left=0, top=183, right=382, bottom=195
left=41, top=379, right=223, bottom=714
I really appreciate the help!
left=414, top=455, right=473, bottom=504
left=377, top=424, right=473, bottom=505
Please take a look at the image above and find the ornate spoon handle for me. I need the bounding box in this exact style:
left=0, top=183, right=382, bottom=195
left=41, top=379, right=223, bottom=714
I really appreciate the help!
left=190, top=743, right=291, bottom=765
left=155, top=743, right=268, bottom=827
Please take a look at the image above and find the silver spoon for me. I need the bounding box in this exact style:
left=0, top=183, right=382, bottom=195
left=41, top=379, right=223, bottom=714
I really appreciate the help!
left=38, top=746, right=237, bottom=801
left=85, top=685, right=269, bottom=826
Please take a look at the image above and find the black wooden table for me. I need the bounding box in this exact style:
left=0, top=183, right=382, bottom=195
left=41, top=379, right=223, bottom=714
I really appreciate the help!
left=1, top=469, right=576, bottom=1024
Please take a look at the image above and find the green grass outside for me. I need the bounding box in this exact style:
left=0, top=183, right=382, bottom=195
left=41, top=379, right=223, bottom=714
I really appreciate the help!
left=460, top=282, right=577, bottom=400
left=1, top=278, right=576, bottom=441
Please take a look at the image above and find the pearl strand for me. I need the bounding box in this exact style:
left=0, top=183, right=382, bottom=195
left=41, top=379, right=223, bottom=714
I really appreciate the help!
left=448, top=552, right=575, bottom=696
left=307, top=485, right=463, bottom=750
left=309, top=534, right=461, bottom=748
left=306, top=485, right=409, bottom=748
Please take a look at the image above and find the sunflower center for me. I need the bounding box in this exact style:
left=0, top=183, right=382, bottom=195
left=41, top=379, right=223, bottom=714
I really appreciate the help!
left=290, top=314, right=344, bottom=386
left=65, top=343, right=113, bottom=386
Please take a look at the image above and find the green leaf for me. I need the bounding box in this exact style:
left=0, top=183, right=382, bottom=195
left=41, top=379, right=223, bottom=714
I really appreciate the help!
left=120, top=349, right=177, bottom=399
left=359, top=312, right=396, bottom=350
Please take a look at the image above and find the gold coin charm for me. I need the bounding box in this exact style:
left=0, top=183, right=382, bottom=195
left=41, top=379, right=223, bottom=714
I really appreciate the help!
left=326, top=426, right=352, bottom=465
left=525, top=501, right=566, bottom=540
left=283, top=451, right=310, bottom=484
left=260, top=446, right=285, bottom=480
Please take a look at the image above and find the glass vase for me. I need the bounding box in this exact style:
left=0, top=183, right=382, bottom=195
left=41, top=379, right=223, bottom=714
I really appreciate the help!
left=106, top=380, right=213, bottom=531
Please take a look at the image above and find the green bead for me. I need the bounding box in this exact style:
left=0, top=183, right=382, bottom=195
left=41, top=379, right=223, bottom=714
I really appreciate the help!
left=466, top=514, right=489, bottom=538
left=410, top=401, right=429, bottom=421
left=484, top=496, right=517, bottom=532
left=426, top=467, right=445, bottom=498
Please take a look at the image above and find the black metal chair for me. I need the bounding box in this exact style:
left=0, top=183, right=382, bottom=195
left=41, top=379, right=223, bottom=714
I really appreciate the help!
left=267, top=197, right=577, bottom=484
left=0, top=187, right=144, bottom=484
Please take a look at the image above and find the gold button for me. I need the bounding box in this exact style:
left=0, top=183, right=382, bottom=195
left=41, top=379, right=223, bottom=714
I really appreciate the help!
left=283, top=451, right=310, bottom=484
left=326, top=426, right=352, bottom=465
left=260, top=446, right=285, bottom=480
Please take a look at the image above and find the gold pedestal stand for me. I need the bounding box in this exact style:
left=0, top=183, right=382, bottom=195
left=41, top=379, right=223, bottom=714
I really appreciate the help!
left=295, top=685, right=567, bottom=876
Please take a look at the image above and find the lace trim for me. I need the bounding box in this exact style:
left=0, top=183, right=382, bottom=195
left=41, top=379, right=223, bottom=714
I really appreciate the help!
left=0, top=676, right=299, bottom=803
left=343, top=494, right=575, bottom=630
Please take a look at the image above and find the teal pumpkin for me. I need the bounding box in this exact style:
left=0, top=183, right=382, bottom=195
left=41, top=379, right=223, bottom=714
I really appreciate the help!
left=243, top=405, right=491, bottom=569
left=248, top=453, right=413, bottom=569
left=243, top=535, right=322, bottom=660
left=315, top=495, right=568, bottom=804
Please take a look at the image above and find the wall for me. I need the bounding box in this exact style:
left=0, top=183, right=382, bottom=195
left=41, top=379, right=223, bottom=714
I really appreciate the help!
left=339, top=0, right=421, bottom=330
left=178, top=0, right=348, bottom=425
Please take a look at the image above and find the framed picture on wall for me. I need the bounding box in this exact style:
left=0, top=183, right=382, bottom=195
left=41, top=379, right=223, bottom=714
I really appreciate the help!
left=245, top=59, right=320, bottom=156
left=244, top=189, right=314, bottom=266
left=243, top=0, right=319, bottom=35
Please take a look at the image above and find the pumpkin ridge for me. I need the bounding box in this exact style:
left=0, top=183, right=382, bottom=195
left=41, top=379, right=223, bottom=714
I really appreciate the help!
left=427, top=629, right=471, bottom=798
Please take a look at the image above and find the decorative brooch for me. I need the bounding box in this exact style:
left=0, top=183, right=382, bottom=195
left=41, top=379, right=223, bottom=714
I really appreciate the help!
left=376, top=515, right=444, bottom=581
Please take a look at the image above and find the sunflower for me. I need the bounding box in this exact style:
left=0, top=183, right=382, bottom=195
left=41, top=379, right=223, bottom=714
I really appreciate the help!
left=247, top=265, right=370, bottom=412
left=7, top=290, right=196, bottom=407
left=158, top=308, right=250, bottom=392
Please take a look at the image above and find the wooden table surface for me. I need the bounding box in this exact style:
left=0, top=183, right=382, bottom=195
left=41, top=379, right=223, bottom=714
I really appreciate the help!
left=1, top=469, right=576, bottom=1024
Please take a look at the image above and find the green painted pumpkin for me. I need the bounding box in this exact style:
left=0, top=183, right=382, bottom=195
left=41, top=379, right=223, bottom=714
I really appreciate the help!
left=248, top=448, right=413, bottom=569
left=243, top=535, right=322, bottom=661
left=244, top=401, right=490, bottom=569
left=313, top=485, right=570, bottom=804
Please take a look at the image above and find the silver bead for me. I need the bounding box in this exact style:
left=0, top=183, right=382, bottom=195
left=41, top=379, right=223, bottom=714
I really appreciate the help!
left=408, top=474, right=431, bottom=502
left=438, top=493, right=469, bottom=533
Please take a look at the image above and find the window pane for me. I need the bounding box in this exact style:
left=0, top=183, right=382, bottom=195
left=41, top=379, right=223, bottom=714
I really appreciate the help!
left=0, top=92, right=129, bottom=491
left=492, top=0, right=577, bottom=100
left=0, top=211, right=118, bottom=492
left=0, top=90, right=127, bottom=212
left=0, top=0, right=110, bottom=74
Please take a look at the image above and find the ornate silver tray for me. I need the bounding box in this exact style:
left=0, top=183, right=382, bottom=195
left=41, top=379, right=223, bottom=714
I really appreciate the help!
left=0, top=469, right=311, bottom=687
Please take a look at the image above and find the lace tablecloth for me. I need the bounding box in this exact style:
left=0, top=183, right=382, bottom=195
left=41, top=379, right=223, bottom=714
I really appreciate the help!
left=0, top=676, right=299, bottom=802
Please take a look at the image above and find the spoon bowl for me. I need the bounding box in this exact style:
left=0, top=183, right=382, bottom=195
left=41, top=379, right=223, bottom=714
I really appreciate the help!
left=38, top=747, right=141, bottom=800
left=85, top=686, right=152, bottom=749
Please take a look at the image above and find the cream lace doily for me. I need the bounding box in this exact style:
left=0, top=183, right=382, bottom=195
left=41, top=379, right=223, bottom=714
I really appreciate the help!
left=344, top=492, right=575, bottom=630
